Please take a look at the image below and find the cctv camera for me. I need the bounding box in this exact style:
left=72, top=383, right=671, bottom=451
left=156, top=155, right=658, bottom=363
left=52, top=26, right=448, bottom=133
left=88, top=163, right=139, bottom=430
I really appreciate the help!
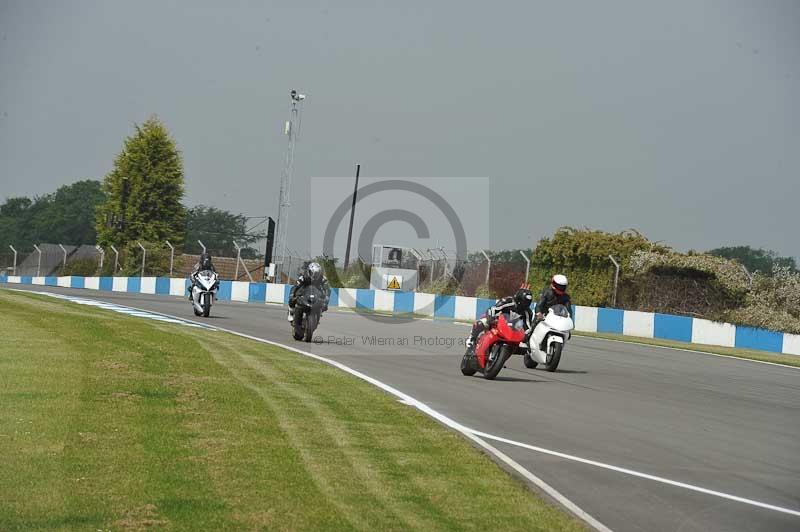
left=297, top=93, right=306, bottom=100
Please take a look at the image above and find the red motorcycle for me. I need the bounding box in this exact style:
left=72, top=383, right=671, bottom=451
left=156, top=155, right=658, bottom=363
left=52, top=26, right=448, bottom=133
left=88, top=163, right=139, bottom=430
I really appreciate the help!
left=460, top=313, right=527, bottom=380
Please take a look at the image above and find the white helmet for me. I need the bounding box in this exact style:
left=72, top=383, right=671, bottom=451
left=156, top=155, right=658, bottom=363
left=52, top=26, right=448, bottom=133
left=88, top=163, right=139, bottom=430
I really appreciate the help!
left=307, top=262, right=322, bottom=281
left=551, top=274, right=568, bottom=295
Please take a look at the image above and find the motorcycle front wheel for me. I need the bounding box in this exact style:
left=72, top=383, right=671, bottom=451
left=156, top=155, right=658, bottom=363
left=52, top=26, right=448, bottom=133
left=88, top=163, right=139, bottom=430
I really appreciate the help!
left=484, top=344, right=511, bottom=380
left=304, top=311, right=319, bottom=342
left=292, top=311, right=305, bottom=340
left=544, top=342, right=563, bottom=372
left=202, top=294, right=211, bottom=317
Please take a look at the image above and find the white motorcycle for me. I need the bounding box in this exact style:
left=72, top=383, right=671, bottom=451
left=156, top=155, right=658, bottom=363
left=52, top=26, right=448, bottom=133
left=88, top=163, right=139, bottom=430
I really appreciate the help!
left=190, top=270, right=219, bottom=317
left=522, top=304, right=574, bottom=372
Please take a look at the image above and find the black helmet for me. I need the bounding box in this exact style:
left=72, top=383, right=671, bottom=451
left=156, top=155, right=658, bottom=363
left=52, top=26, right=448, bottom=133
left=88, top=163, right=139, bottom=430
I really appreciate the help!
left=513, top=287, right=533, bottom=311
left=199, top=252, right=212, bottom=270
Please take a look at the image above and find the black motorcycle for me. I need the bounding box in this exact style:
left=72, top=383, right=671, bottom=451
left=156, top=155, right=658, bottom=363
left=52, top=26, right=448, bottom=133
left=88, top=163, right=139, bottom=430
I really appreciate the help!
left=292, top=284, right=325, bottom=342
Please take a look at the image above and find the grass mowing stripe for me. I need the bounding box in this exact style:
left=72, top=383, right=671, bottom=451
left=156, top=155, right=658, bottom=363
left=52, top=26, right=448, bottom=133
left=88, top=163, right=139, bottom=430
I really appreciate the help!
left=0, top=290, right=586, bottom=531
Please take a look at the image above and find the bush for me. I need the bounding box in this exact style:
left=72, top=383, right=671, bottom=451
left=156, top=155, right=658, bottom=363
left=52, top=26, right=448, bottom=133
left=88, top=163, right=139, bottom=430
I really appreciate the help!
left=420, top=276, right=464, bottom=296
left=474, top=283, right=498, bottom=299
left=529, top=227, right=665, bottom=307
left=61, top=258, right=99, bottom=276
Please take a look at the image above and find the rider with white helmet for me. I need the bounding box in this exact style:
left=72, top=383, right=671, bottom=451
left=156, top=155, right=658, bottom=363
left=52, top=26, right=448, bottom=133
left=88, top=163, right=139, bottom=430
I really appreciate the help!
left=535, top=274, right=571, bottom=322
left=288, top=261, right=331, bottom=322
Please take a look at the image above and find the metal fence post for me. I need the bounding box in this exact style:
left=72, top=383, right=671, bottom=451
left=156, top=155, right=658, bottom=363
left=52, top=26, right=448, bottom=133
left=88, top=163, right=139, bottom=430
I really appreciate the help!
left=58, top=244, right=67, bottom=273
left=110, top=245, right=119, bottom=273
left=609, top=255, right=620, bottom=307
left=165, top=240, right=174, bottom=276
left=95, top=245, right=104, bottom=272
left=9, top=245, right=17, bottom=276
left=480, top=250, right=491, bottom=286
left=233, top=240, right=241, bottom=280
left=137, top=242, right=146, bottom=277
left=519, top=250, right=530, bottom=284
left=197, top=240, right=206, bottom=253
left=33, top=244, right=42, bottom=276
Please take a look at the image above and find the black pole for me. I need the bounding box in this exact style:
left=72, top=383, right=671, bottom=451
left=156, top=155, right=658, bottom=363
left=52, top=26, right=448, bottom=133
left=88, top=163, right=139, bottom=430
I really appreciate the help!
left=263, top=217, right=276, bottom=281
left=343, top=164, right=360, bottom=269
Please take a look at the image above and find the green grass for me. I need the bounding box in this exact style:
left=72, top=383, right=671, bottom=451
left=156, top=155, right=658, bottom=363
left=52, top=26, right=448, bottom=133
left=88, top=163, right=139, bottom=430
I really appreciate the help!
left=0, top=290, right=585, bottom=531
left=574, top=331, right=800, bottom=368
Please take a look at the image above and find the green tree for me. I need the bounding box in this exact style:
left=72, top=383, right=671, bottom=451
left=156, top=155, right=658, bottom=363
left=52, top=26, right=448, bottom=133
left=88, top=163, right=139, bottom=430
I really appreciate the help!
left=0, top=180, right=105, bottom=247
left=96, top=116, right=186, bottom=248
left=184, top=205, right=264, bottom=257
left=708, top=245, right=796, bottom=275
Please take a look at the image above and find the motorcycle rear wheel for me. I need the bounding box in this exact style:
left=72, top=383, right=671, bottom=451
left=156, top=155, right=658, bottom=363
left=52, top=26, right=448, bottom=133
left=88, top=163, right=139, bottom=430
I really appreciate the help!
left=523, top=352, right=538, bottom=369
left=460, top=350, right=477, bottom=376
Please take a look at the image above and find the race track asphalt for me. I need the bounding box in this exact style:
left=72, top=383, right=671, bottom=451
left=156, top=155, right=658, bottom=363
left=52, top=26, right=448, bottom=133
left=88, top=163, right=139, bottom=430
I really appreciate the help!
left=6, top=285, right=800, bottom=532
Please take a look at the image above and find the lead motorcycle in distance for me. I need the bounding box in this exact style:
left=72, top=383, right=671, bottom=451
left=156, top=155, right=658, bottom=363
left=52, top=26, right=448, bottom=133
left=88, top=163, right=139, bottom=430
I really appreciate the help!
left=460, top=313, right=527, bottom=380
left=522, top=304, right=574, bottom=372
left=190, top=269, right=219, bottom=317
left=292, top=284, right=325, bottom=342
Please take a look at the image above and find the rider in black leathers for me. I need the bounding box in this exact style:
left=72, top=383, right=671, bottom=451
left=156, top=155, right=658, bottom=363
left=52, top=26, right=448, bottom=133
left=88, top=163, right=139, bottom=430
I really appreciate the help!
left=534, top=274, right=571, bottom=325
left=288, top=262, right=331, bottom=322
left=188, top=252, right=218, bottom=296
left=467, top=286, right=534, bottom=348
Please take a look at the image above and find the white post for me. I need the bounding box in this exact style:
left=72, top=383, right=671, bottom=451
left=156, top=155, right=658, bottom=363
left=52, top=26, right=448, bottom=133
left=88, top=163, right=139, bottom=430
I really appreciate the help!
left=480, top=250, right=491, bottom=286
left=137, top=241, right=146, bottom=277
left=519, top=250, right=530, bottom=284
left=95, top=245, right=104, bottom=271
left=609, top=255, right=620, bottom=307
left=110, top=245, right=119, bottom=273
left=165, top=240, right=174, bottom=276
left=58, top=244, right=67, bottom=272
left=33, top=244, right=42, bottom=277
left=197, top=240, right=206, bottom=253
left=9, top=245, right=17, bottom=276
left=232, top=240, right=254, bottom=282
left=233, top=240, right=241, bottom=279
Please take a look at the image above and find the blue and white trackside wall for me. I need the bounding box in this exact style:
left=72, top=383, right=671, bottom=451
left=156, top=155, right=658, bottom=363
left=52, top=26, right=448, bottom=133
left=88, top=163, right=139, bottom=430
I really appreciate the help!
left=2, top=274, right=798, bottom=357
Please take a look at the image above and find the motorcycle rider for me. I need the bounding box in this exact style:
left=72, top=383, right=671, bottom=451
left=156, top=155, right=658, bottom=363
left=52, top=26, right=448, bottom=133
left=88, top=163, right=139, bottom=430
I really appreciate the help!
left=466, top=285, right=534, bottom=348
left=288, top=262, right=331, bottom=322
left=188, top=252, right=217, bottom=297
left=534, top=274, right=571, bottom=324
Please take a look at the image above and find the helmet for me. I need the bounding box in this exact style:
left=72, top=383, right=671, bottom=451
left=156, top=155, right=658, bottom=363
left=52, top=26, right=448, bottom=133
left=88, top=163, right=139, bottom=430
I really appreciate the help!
left=513, top=287, right=533, bottom=311
left=199, top=252, right=213, bottom=270
left=307, top=262, right=322, bottom=282
left=551, top=274, right=568, bottom=295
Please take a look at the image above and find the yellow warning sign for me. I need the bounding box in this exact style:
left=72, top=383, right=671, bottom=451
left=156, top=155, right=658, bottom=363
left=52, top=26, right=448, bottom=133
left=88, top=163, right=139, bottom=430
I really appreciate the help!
left=387, top=276, right=401, bottom=290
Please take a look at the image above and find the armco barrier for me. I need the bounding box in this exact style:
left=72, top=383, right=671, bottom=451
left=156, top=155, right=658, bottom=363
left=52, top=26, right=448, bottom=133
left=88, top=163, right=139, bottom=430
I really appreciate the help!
left=1, top=273, right=798, bottom=357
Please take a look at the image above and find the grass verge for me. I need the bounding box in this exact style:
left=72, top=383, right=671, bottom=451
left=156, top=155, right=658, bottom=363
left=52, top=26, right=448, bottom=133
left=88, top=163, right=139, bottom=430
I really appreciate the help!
left=574, top=331, right=800, bottom=368
left=0, top=289, right=585, bottom=531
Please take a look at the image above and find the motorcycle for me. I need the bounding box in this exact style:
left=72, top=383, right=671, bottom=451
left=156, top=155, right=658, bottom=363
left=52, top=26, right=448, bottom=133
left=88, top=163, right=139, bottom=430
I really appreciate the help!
left=522, top=304, right=574, bottom=372
left=460, top=313, right=527, bottom=380
left=190, top=270, right=219, bottom=317
left=292, top=284, right=325, bottom=342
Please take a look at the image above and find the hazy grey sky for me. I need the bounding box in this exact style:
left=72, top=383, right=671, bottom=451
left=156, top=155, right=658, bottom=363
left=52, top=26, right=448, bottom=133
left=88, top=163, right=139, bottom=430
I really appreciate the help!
left=1, top=1, right=798, bottom=259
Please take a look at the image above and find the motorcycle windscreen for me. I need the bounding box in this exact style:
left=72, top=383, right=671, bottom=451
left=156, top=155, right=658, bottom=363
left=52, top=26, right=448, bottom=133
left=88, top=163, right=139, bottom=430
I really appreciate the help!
left=545, top=305, right=574, bottom=331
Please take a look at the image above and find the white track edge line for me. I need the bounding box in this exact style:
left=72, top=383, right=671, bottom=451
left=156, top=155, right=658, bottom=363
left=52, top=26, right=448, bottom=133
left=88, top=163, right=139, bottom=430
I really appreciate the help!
left=574, top=334, right=799, bottom=370
left=469, top=430, right=800, bottom=518
left=24, top=289, right=612, bottom=532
